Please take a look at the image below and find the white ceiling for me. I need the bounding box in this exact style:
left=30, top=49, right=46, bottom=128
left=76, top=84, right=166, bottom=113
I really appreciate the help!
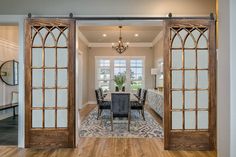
left=79, top=26, right=163, bottom=43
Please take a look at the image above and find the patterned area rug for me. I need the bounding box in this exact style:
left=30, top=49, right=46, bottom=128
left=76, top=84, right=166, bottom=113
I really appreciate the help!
left=79, top=108, right=163, bottom=138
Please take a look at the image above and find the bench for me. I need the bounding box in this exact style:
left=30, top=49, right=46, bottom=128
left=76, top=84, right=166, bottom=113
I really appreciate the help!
left=0, top=103, right=18, bottom=119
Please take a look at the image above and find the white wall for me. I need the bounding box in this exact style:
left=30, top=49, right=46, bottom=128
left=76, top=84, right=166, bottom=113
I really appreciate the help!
left=0, top=0, right=215, bottom=16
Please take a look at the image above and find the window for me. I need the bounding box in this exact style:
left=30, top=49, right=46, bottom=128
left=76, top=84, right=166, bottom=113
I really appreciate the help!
left=130, top=59, right=144, bottom=91
left=97, top=59, right=110, bottom=92
left=95, top=57, right=145, bottom=92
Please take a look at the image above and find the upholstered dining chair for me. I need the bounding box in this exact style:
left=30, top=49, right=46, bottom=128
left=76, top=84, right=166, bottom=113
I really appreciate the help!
left=95, top=89, right=111, bottom=120
left=133, top=88, right=142, bottom=100
left=99, top=87, right=107, bottom=99
left=131, top=89, right=147, bottom=120
left=110, top=93, right=131, bottom=131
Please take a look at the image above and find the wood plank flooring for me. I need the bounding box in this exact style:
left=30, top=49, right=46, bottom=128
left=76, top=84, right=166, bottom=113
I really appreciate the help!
left=0, top=104, right=217, bottom=157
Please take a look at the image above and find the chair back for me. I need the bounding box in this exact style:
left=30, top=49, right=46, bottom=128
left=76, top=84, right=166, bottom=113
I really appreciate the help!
left=137, top=88, right=142, bottom=97
left=95, top=89, right=102, bottom=104
left=99, top=88, right=103, bottom=97
left=140, top=89, right=147, bottom=105
left=111, top=93, right=130, bottom=117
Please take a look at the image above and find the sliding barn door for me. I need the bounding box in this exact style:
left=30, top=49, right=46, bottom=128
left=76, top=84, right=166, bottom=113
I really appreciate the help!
left=25, top=19, right=76, bottom=148
left=164, top=19, right=216, bottom=150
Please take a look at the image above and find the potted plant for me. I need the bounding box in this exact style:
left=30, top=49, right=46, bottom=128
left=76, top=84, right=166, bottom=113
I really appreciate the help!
left=114, top=73, right=126, bottom=91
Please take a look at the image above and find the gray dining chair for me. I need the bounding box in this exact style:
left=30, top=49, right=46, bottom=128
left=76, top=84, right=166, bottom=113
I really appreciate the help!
left=110, top=93, right=131, bottom=131
left=131, top=89, right=147, bottom=120
left=95, top=89, right=111, bottom=120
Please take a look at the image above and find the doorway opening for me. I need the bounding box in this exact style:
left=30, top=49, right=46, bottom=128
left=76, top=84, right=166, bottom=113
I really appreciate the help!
left=76, top=22, right=165, bottom=139
left=0, top=24, right=19, bottom=146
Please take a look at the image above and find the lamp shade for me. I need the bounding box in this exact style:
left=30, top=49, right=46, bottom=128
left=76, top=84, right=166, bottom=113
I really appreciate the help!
left=151, top=68, right=158, bottom=75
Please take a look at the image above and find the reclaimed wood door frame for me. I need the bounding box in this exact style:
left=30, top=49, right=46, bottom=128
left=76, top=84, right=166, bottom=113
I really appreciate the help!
left=25, top=18, right=76, bottom=148
left=163, top=19, right=216, bottom=150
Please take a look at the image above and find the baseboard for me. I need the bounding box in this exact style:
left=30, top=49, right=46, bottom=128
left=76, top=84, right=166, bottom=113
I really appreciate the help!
left=87, top=101, right=97, bottom=105
left=79, top=101, right=96, bottom=110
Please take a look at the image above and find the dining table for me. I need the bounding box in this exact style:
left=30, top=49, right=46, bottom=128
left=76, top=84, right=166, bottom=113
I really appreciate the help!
left=103, top=92, right=138, bottom=102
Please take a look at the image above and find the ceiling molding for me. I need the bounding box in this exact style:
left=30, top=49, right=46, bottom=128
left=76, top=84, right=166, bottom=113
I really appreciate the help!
left=78, top=30, right=89, bottom=46
left=152, top=30, right=164, bottom=46
left=88, top=42, right=153, bottom=48
left=0, top=38, right=18, bottom=50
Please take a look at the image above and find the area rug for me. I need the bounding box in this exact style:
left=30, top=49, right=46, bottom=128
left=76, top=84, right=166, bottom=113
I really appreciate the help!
left=79, top=108, right=163, bottom=138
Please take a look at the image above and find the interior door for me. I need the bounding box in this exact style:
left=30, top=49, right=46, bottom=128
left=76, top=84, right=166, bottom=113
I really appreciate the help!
left=25, top=19, right=76, bottom=148
left=164, top=19, right=216, bottom=150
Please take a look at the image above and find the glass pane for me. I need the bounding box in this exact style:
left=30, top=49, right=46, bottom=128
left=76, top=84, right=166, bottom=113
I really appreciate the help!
left=99, top=60, right=110, bottom=66
left=185, top=111, right=195, bottom=129
left=172, top=112, right=183, bottom=129
left=185, top=34, right=195, bottom=48
left=32, top=89, right=43, bottom=107
left=39, top=28, right=48, bottom=38
left=172, top=71, right=182, bottom=89
left=57, top=48, right=68, bottom=67
left=32, top=48, right=42, bottom=67
left=185, top=91, right=196, bottom=109
left=114, top=60, right=126, bottom=66
left=45, top=89, right=55, bottom=107
left=131, top=81, right=142, bottom=91
left=58, top=89, right=68, bottom=107
left=198, top=33, right=208, bottom=48
left=57, top=110, right=67, bottom=127
left=114, top=67, right=126, bottom=75
left=45, top=48, right=55, bottom=67
left=52, top=28, right=61, bottom=40
left=185, top=50, right=196, bottom=69
left=198, top=50, right=208, bottom=69
left=32, top=110, right=42, bottom=128
left=32, top=69, right=42, bottom=87
left=57, top=33, right=67, bottom=47
left=179, top=29, right=188, bottom=40
left=45, top=110, right=55, bottom=128
left=198, top=70, right=208, bottom=89
left=33, top=34, right=43, bottom=46
left=130, top=60, right=143, bottom=67
left=98, top=68, right=110, bottom=80
left=45, top=33, right=55, bottom=47
left=58, top=69, right=68, bottom=87
left=172, top=50, right=182, bottom=69
left=45, top=69, right=55, bottom=87
left=99, top=81, right=110, bottom=92
left=172, top=91, right=182, bottom=109
left=198, top=90, right=208, bottom=109
left=191, top=29, right=201, bottom=40
left=185, top=70, right=195, bottom=89
left=198, top=111, right=208, bottom=129
left=172, top=34, right=182, bottom=48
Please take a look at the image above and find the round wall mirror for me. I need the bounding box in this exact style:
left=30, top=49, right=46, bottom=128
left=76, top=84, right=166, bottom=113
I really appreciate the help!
left=0, top=60, right=19, bottom=86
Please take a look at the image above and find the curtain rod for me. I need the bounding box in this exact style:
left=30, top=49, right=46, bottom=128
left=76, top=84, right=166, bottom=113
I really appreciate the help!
left=28, top=13, right=215, bottom=20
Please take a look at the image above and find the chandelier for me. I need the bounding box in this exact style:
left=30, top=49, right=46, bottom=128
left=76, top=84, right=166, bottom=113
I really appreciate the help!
left=112, top=26, right=128, bottom=54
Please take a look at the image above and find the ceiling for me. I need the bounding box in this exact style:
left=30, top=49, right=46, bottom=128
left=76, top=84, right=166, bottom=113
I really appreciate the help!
left=79, top=26, right=163, bottom=43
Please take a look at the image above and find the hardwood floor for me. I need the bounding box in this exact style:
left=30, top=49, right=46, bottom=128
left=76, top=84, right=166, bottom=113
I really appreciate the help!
left=0, top=104, right=217, bottom=157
